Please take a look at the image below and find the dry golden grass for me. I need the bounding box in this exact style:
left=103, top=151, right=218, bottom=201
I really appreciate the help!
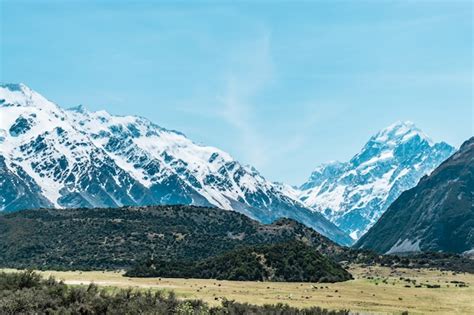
left=3, top=265, right=474, bottom=314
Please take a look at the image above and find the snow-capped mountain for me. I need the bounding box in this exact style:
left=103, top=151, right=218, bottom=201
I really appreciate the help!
left=0, top=83, right=352, bottom=245
left=298, top=121, right=455, bottom=240
left=355, top=137, right=473, bottom=254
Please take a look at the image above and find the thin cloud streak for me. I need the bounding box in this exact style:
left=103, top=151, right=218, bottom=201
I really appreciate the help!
left=215, top=32, right=273, bottom=169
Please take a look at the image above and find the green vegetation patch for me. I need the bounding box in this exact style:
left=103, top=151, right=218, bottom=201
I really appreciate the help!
left=0, top=205, right=342, bottom=271
left=127, top=241, right=352, bottom=283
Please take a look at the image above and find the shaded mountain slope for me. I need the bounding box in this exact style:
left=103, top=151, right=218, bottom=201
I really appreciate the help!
left=355, top=137, right=474, bottom=254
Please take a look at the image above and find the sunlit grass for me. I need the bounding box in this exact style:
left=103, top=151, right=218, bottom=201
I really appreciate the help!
left=3, top=265, right=473, bottom=314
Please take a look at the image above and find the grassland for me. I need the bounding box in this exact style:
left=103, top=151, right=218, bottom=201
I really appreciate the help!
left=3, top=266, right=473, bottom=314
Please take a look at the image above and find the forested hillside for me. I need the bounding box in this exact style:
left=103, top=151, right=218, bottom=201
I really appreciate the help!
left=126, top=241, right=353, bottom=282
left=0, top=205, right=343, bottom=270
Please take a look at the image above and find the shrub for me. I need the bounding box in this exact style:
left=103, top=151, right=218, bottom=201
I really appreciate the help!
left=0, top=271, right=350, bottom=314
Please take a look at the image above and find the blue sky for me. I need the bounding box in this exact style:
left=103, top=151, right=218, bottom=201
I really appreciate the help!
left=1, top=0, right=472, bottom=184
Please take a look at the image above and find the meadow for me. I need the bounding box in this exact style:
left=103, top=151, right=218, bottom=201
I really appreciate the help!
left=3, top=265, right=473, bottom=314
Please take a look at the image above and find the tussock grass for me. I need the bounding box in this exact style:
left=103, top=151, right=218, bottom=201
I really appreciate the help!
left=3, top=265, right=474, bottom=314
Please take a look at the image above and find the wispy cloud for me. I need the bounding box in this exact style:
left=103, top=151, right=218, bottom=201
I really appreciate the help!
left=215, top=31, right=274, bottom=168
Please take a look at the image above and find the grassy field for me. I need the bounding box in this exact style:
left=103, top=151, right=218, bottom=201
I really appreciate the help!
left=3, top=265, right=473, bottom=314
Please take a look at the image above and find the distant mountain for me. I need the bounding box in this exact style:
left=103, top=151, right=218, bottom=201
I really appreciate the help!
left=355, top=137, right=474, bottom=254
left=297, top=121, right=455, bottom=240
left=0, top=205, right=345, bottom=270
left=0, top=83, right=351, bottom=245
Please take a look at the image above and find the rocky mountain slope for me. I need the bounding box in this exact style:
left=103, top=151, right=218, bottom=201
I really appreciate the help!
left=355, top=137, right=474, bottom=254
left=0, top=83, right=351, bottom=245
left=297, top=121, right=455, bottom=240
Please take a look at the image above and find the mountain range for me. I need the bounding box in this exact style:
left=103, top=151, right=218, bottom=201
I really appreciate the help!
left=296, top=121, right=455, bottom=239
left=0, top=83, right=458, bottom=245
left=355, top=137, right=473, bottom=254
left=0, top=83, right=350, bottom=245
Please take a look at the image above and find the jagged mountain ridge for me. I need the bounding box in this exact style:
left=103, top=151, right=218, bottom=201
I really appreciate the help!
left=355, top=137, right=474, bottom=254
left=297, top=121, right=455, bottom=240
left=0, top=83, right=351, bottom=245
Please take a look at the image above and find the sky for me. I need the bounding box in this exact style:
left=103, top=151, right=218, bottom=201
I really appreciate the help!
left=1, top=0, right=472, bottom=185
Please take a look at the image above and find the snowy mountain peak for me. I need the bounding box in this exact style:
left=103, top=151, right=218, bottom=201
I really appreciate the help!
left=1, top=83, right=37, bottom=102
left=0, top=83, right=60, bottom=114
left=350, top=121, right=437, bottom=168
left=384, top=120, right=416, bottom=131
left=312, top=161, right=344, bottom=173
left=298, top=121, right=455, bottom=240
left=1, top=83, right=29, bottom=92
left=371, top=120, right=432, bottom=145
left=68, top=104, right=88, bottom=114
